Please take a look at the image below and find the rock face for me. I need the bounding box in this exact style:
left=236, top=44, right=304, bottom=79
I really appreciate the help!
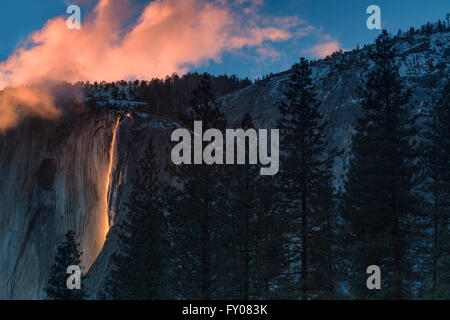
left=0, top=110, right=117, bottom=299
left=220, top=31, right=450, bottom=187
left=0, top=31, right=448, bottom=299
left=85, top=114, right=179, bottom=297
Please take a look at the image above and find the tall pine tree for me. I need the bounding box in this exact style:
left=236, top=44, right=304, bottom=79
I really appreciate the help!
left=342, top=30, right=421, bottom=299
left=420, top=76, right=450, bottom=299
left=224, top=113, right=260, bottom=299
left=168, top=74, right=229, bottom=299
left=278, top=57, right=336, bottom=299
left=224, top=113, right=289, bottom=299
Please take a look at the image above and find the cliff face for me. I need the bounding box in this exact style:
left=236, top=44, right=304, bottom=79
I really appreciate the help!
left=0, top=31, right=448, bottom=299
left=220, top=31, right=450, bottom=187
left=85, top=113, right=179, bottom=297
left=0, top=110, right=119, bottom=299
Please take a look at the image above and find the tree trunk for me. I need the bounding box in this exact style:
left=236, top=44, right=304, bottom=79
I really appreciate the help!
left=202, top=200, right=210, bottom=300
left=243, top=171, right=250, bottom=300
left=432, top=193, right=439, bottom=299
left=301, top=190, right=308, bottom=300
left=393, top=189, right=402, bottom=300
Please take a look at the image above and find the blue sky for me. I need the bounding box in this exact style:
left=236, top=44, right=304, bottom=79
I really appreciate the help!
left=0, top=0, right=448, bottom=80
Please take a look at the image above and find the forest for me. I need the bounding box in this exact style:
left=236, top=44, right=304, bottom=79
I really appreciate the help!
left=46, top=25, right=449, bottom=300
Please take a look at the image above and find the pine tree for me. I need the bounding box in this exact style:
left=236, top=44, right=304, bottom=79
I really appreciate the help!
left=342, top=30, right=421, bottom=299
left=224, top=113, right=289, bottom=299
left=277, top=57, right=336, bottom=299
left=420, top=77, right=450, bottom=299
left=46, top=230, right=88, bottom=300
left=104, top=139, right=170, bottom=300
left=223, top=113, right=260, bottom=299
left=168, top=74, right=229, bottom=299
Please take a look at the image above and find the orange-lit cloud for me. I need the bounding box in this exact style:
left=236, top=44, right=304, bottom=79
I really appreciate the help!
left=0, top=0, right=301, bottom=88
left=304, top=41, right=342, bottom=58
left=0, top=85, right=61, bottom=131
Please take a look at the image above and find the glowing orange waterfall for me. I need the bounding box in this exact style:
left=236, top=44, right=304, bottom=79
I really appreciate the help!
left=82, top=116, right=121, bottom=272
left=102, top=117, right=121, bottom=240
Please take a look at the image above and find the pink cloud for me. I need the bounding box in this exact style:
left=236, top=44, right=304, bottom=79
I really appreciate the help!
left=0, top=0, right=301, bottom=88
left=304, top=41, right=342, bottom=58
left=256, top=44, right=281, bottom=61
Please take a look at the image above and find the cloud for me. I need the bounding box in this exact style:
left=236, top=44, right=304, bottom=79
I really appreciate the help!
left=256, top=44, right=281, bottom=61
left=0, top=81, right=85, bottom=132
left=0, top=0, right=301, bottom=88
left=0, top=0, right=305, bottom=131
left=0, top=85, right=59, bottom=131
left=304, top=40, right=341, bottom=58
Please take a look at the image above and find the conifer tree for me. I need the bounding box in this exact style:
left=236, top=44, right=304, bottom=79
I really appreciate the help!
left=224, top=113, right=289, bottom=299
left=104, top=139, right=170, bottom=300
left=342, top=30, right=421, bottom=299
left=223, top=113, right=260, bottom=299
left=420, top=77, right=450, bottom=299
left=46, top=230, right=87, bottom=300
left=277, top=57, right=336, bottom=299
left=168, top=74, right=229, bottom=299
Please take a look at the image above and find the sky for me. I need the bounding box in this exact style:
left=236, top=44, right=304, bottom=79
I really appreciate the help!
left=0, top=0, right=448, bottom=82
